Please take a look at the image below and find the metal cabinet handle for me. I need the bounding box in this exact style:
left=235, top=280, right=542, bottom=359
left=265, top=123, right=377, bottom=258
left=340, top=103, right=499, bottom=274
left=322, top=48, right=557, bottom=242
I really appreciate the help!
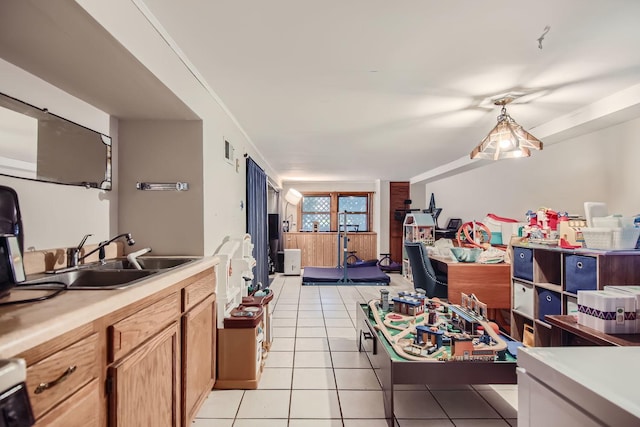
left=34, top=365, right=77, bottom=394
left=577, top=261, right=583, bottom=269
left=519, top=253, right=525, bottom=259
left=546, top=295, right=552, bottom=302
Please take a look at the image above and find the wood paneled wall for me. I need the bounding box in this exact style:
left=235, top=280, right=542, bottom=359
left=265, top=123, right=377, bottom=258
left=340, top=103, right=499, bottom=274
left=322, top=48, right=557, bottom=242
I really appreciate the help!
left=389, top=182, right=410, bottom=265
left=283, top=232, right=377, bottom=267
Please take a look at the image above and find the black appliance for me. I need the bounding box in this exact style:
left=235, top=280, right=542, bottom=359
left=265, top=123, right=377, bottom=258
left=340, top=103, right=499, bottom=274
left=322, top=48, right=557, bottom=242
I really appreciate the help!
left=268, top=213, right=280, bottom=240
left=0, top=186, right=23, bottom=252
left=0, top=359, right=35, bottom=427
left=0, top=187, right=25, bottom=298
left=0, top=236, right=25, bottom=298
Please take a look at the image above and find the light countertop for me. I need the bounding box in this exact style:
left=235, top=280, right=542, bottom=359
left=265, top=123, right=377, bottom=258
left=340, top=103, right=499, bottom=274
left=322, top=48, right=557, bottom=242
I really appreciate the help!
left=518, top=346, right=640, bottom=425
left=0, top=256, right=219, bottom=358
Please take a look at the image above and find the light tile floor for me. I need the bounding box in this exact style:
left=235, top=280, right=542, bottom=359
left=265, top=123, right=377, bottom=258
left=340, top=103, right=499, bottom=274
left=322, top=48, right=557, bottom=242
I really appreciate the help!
left=194, top=273, right=518, bottom=426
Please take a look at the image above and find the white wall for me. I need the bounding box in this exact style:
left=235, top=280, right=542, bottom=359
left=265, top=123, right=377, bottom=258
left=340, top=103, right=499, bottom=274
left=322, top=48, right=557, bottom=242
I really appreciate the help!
left=420, top=117, right=640, bottom=224
left=78, top=0, right=279, bottom=255
left=0, top=59, right=115, bottom=250
left=118, top=120, right=204, bottom=255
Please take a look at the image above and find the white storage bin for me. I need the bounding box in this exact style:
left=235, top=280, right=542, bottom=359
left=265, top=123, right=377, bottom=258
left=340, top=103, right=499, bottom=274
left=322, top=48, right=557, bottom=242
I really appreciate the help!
left=581, top=227, right=613, bottom=250
left=513, top=280, right=534, bottom=319
left=577, top=290, right=637, bottom=334
left=604, top=285, right=640, bottom=332
left=612, top=227, right=640, bottom=250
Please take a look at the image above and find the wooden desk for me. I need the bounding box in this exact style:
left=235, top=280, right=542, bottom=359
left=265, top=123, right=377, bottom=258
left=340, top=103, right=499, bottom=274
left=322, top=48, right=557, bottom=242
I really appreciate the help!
left=546, top=315, right=640, bottom=346
left=429, top=255, right=511, bottom=332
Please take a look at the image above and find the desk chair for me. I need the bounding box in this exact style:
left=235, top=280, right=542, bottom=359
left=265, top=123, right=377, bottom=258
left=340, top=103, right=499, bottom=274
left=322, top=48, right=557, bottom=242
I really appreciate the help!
left=404, top=242, right=448, bottom=298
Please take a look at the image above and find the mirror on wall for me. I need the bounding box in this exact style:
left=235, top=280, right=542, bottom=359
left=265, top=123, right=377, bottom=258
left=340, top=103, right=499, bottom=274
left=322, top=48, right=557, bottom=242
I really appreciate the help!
left=0, top=92, right=112, bottom=190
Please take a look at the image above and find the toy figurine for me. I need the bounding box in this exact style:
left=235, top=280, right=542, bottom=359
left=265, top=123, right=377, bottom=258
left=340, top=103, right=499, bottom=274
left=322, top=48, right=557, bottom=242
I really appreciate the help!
left=525, top=210, right=537, bottom=226
left=380, top=289, right=390, bottom=311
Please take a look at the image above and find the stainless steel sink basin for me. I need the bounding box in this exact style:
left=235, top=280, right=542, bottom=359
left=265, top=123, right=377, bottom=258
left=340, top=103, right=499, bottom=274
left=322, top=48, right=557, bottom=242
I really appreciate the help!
left=99, top=257, right=200, bottom=270
left=20, top=269, right=158, bottom=290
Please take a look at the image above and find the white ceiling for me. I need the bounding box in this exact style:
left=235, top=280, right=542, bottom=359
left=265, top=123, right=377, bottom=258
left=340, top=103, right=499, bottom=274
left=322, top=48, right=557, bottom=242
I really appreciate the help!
left=3, top=1, right=640, bottom=183
left=141, top=0, right=640, bottom=182
left=0, top=0, right=197, bottom=120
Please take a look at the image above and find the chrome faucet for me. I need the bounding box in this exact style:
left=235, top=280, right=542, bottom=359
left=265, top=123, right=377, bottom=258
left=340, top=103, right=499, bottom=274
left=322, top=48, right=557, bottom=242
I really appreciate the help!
left=66, top=234, right=92, bottom=268
left=67, top=233, right=135, bottom=267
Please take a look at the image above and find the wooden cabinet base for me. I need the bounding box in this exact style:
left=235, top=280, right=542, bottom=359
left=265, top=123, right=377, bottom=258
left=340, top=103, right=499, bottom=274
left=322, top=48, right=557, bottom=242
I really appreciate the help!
left=215, top=327, right=263, bottom=390
left=109, top=322, right=180, bottom=427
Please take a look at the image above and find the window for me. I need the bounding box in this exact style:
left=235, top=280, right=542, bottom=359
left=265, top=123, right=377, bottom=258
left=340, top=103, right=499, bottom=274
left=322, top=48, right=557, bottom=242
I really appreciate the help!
left=338, top=195, right=368, bottom=231
left=300, top=195, right=331, bottom=232
left=299, top=192, right=373, bottom=232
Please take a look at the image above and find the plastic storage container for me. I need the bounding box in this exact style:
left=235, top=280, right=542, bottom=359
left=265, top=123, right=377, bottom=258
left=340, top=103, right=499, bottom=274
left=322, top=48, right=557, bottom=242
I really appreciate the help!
left=565, top=255, right=597, bottom=294
left=513, top=280, right=535, bottom=318
left=537, top=289, right=561, bottom=322
left=513, top=247, right=534, bottom=281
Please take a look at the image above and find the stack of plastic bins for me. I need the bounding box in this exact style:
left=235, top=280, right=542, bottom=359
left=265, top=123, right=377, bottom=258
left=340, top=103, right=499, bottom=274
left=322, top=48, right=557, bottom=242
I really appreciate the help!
left=215, top=306, right=265, bottom=390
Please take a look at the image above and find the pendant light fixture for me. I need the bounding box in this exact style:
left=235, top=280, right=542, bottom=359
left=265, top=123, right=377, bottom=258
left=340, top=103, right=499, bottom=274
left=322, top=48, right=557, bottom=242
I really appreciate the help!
left=470, top=97, right=543, bottom=160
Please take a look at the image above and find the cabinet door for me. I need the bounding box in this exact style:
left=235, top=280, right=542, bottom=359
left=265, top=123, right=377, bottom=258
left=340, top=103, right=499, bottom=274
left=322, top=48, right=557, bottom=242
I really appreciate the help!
left=182, top=294, right=215, bottom=425
left=109, top=322, right=180, bottom=427
left=36, top=379, right=101, bottom=427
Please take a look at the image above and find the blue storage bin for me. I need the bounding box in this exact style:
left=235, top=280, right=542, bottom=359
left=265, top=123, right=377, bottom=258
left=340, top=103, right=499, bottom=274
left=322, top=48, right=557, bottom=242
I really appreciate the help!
left=565, top=255, right=597, bottom=294
left=513, top=247, right=534, bottom=281
left=537, top=289, right=561, bottom=321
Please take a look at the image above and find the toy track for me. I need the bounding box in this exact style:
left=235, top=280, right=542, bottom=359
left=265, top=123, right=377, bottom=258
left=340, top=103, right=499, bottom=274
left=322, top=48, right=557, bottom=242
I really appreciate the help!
left=367, top=298, right=507, bottom=362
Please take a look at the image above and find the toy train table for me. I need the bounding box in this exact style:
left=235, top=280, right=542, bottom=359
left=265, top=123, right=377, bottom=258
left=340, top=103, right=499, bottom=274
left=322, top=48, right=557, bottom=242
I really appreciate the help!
left=356, top=291, right=519, bottom=426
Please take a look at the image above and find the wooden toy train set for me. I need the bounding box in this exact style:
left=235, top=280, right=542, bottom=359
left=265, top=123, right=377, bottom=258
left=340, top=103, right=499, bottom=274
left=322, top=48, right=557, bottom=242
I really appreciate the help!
left=370, top=290, right=509, bottom=362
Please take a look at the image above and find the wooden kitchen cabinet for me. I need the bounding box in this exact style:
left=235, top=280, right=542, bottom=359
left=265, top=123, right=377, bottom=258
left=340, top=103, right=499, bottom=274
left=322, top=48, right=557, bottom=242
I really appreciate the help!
left=182, top=293, right=216, bottom=425
left=109, top=322, right=180, bottom=427
left=8, top=260, right=218, bottom=427
left=107, top=292, right=181, bottom=427
left=36, top=378, right=101, bottom=427
left=25, top=331, right=101, bottom=421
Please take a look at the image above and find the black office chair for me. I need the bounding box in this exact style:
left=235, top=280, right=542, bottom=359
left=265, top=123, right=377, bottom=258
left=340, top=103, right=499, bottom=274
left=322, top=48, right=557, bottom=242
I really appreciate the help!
left=404, top=242, right=448, bottom=298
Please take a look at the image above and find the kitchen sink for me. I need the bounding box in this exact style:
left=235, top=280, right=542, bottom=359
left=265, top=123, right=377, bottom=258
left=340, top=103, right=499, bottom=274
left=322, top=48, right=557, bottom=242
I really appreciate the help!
left=19, top=269, right=158, bottom=290
left=99, top=257, right=200, bottom=270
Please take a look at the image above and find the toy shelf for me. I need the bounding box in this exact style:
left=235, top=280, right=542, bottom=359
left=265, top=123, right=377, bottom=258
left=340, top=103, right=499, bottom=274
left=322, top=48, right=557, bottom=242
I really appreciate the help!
left=214, top=234, right=257, bottom=328
left=510, top=243, right=640, bottom=347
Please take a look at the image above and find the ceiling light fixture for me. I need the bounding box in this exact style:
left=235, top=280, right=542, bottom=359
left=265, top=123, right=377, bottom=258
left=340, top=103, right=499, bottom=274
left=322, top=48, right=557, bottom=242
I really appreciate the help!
left=470, top=97, right=543, bottom=160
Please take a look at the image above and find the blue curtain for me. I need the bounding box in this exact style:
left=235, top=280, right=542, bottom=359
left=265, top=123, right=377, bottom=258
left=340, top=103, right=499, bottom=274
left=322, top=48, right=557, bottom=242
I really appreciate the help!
left=246, top=157, right=268, bottom=290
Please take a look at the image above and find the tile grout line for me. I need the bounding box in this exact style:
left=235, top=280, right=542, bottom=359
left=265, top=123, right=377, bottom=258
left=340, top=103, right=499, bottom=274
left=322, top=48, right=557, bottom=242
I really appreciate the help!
left=322, top=287, right=346, bottom=426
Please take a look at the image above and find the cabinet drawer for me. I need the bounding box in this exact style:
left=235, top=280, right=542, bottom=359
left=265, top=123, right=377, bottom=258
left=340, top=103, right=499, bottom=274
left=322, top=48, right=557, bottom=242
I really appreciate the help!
left=35, top=378, right=100, bottom=427
left=109, top=292, right=180, bottom=362
left=513, top=247, right=534, bottom=281
left=513, top=281, right=534, bottom=318
left=182, top=271, right=215, bottom=312
left=565, top=255, right=597, bottom=294
left=26, top=333, right=99, bottom=420
left=537, top=289, right=561, bottom=321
